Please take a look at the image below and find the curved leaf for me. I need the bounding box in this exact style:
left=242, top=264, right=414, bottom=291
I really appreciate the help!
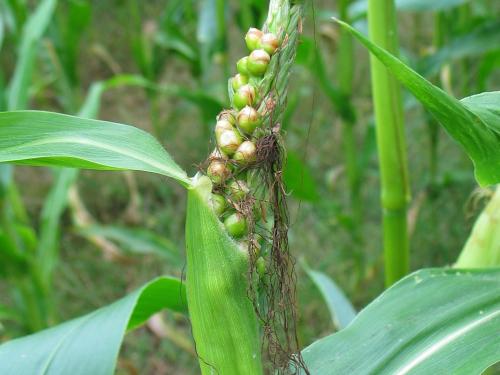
left=0, top=276, right=187, bottom=375
left=335, top=19, right=500, bottom=186
left=7, top=0, right=57, bottom=110
left=0, top=111, right=191, bottom=186
left=303, top=265, right=356, bottom=330
left=302, top=268, right=500, bottom=374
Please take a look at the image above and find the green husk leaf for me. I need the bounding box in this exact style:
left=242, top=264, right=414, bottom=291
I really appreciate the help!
left=455, top=187, right=500, bottom=268
left=185, top=175, right=262, bottom=375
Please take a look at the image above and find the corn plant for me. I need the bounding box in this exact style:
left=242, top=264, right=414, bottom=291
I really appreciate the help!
left=1, top=1, right=500, bottom=374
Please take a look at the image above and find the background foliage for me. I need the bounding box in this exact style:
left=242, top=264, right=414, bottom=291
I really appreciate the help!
left=0, top=0, right=499, bottom=373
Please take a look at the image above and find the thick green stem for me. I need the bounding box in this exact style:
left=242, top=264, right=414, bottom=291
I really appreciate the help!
left=367, top=0, right=410, bottom=287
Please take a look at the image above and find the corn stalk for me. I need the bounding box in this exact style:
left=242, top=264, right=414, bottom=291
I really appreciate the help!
left=185, top=0, right=305, bottom=374
left=367, top=0, right=410, bottom=286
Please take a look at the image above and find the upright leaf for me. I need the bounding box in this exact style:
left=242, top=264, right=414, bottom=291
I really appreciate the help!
left=0, top=277, right=186, bottom=375
left=302, top=268, right=500, bottom=374
left=36, top=168, right=77, bottom=286
left=335, top=19, right=500, bottom=186
left=0, top=111, right=191, bottom=186
left=303, top=265, right=356, bottom=329
left=185, top=175, right=262, bottom=375
left=7, top=0, right=57, bottom=110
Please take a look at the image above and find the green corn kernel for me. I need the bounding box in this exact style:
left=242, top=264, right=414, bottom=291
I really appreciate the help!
left=259, top=32, right=279, bottom=55
left=245, top=27, right=263, bottom=51
left=233, top=84, right=256, bottom=110
left=224, top=213, right=248, bottom=238
left=228, top=180, right=250, bottom=201
left=237, top=56, right=250, bottom=76
left=234, top=140, right=257, bottom=164
left=217, top=129, right=242, bottom=156
left=237, top=106, right=261, bottom=135
left=210, top=193, right=227, bottom=216
left=232, top=73, right=249, bottom=91
left=217, top=110, right=237, bottom=125
left=247, top=49, right=270, bottom=77
left=207, top=160, right=231, bottom=185
left=215, top=119, right=235, bottom=138
left=209, top=148, right=229, bottom=161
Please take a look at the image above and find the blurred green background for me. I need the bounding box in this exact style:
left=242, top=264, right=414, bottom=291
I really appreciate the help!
left=0, top=0, right=499, bottom=373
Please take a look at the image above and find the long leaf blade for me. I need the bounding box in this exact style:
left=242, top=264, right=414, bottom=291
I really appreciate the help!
left=334, top=19, right=500, bottom=186
left=0, top=276, right=186, bottom=375
left=0, top=111, right=191, bottom=186
left=7, top=0, right=57, bottom=110
left=303, top=266, right=356, bottom=329
left=302, top=268, right=500, bottom=374
left=185, top=175, right=262, bottom=374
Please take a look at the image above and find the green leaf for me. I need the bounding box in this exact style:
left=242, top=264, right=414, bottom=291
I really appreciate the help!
left=335, top=19, right=500, bottom=186
left=0, top=111, right=191, bottom=186
left=303, top=264, right=356, bottom=330
left=302, top=268, right=500, bottom=374
left=36, top=168, right=77, bottom=286
left=284, top=151, right=319, bottom=202
left=185, top=175, right=262, bottom=375
left=78, top=225, right=182, bottom=265
left=0, top=276, right=187, bottom=375
left=7, top=0, right=57, bottom=110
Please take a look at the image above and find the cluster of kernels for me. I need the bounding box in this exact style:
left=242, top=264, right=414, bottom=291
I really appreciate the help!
left=206, top=27, right=280, bottom=241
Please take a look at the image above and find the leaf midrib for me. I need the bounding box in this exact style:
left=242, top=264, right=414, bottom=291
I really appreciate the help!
left=0, top=135, right=188, bottom=182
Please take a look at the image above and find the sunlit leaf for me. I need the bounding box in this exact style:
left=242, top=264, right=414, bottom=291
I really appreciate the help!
left=302, top=268, right=500, bottom=374
left=335, top=19, right=500, bottom=186
left=185, top=175, right=262, bottom=374
left=0, top=111, right=191, bottom=186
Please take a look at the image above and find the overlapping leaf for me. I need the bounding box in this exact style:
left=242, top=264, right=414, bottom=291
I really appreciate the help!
left=335, top=19, right=500, bottom=186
